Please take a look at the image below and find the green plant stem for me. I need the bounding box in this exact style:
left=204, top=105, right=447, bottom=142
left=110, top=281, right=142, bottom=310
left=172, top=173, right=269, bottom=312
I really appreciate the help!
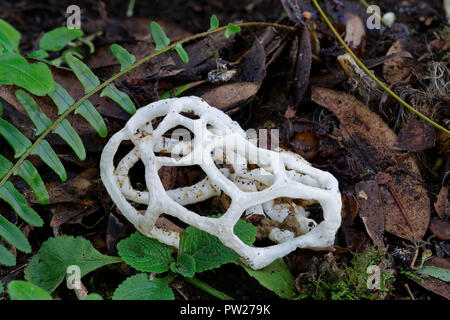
left=312, top=0, right=450, bottom=135
left=184, top=276, right=234, bottom=300
left=0, top=22, right=296, bottom=189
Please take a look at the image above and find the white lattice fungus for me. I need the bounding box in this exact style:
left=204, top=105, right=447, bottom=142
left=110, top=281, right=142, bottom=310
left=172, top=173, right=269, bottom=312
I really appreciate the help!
left=100, top=96, right=342, bottom=270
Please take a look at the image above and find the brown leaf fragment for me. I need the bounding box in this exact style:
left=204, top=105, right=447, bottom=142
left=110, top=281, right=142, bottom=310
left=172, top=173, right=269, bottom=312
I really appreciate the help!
left=106, top=213, right=130, bottom=255
left=429, top=218, right=450, bottom=241
left=434, top=186, right=449, bottom=219
left=395, top=117, right=436, bottom=152
left=381, top=167, right=430, bottom=241
left=355, top=181, right=385, bottom=248
left=50, top=204, right=99, bottom=227
left=343, top=12, right=366, bottom=56
left=383, top=40, right=414, bottom=84
left=201, top=82, right=259, bottom=109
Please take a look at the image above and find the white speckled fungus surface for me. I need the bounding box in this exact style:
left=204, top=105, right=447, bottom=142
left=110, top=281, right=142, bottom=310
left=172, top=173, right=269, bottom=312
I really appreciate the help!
left=100, top=96, right=342, bottom=269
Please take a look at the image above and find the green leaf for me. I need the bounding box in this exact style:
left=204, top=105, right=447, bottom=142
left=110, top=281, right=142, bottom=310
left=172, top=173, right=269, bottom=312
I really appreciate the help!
left=239, top=259, right=296, bottom=299
left=112, top=273, right=175, bottom=300
left=49, top=83, right=107, bottom=138
left=415, top=266, right=450, bottom=282
left=83, top=293, right=103, bottom=300
left=179, top=219, right=256, bottom=273
left=0, top=118, right=32, bottom=157
left=100, top=84, right=136, bottom=115
left=31, top=139, right=67, bottom=182
left=0, top=19, right=20, bottom=53
left=0, top=214, right=31, bottom=253
left=117, top=232, right=175, bottom=273
left=0, top=181, right=43, bottom=226
left=28, top=50, right=49, bottom=60
left=150, top=21, right=170, bottom=51
left=0, top=244, right=15, bottom=266
left=54, top=119, right=86, bottom=160
left=7, top=281, right=52, bottom=300
left=159, top=81, right=204, bottom=100
left=0, top=154, right=13, bottom=179
left=15, top=89, right=51, bottom=136
left=0, top=52, right=54, bottom=96
left=64, top=54, right=100, bottom=92
left=39, top=27, right=83, bottom=52
left=209, top=14, right=219, bottom=31
left=224, top=23, right=241, bottom=38
left=110, top=44, right=136, bottom=71
left=24, top=235, right=122, bottom=293
left=170, top=253, right=196, bottom=278
left=15, top=160, right=49, bottom=205
left=174, top=43, right=189, bottom=64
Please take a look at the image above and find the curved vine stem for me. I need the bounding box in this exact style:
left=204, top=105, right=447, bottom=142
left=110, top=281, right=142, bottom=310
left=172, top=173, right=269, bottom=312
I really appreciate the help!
left=312, top=0, right=450, bottom=135
left=0, top=22, right=296, bottom=189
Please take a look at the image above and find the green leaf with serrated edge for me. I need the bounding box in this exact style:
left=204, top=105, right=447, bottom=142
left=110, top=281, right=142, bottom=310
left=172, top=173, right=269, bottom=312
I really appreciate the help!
left=239, top=259, right=296, bottom=299
left=170, top=253, right=196, bottom=278
left=0, top=53, right=54, bottom=96
left=83, top=293, right=103, bottom=300
left=415, top=266, right=450, bottom=282
left=0, top=181, right=43, bottom=226
left=100, top=84, right=136, bottom=115
left=117, top=232, right=174, bottom=273
left=0, top=154, right=13, bottom=179
left=64, top=54, right=100, bottom=92
left=0, top=214, right=31, bottom=253
left=39, top=27, right=83, bottom=52
left=0, top=118, right=32, bottom=158
left=15, top=89, right=52, bottom=136
left=53, top=119, right=86, bottom=160
left=24, top=235, right=122, bottom=293
left=0, top=19, right=20, bottom=53
left=209, top=14, right=219, bottom=31
left=28, top=50, right=49, bottom=60
left=174, top=43, right=189, bottom=64
left=7, top=281, right=52, bottom=300
left=49, top=83, right=107, bottom=137
left=224, top=23, right=241, bottom=38
left=179, top=219, right=256, bottom=273
left=0, top=244, right=15, bottom=266
left=15, top=160, right=49, bottom=205
left=112, top=273, right=175, bottom=300
left=110, top=44, right=136, bottom=71
left=31, top=139, right=67, bottom=182
left=150, top=21, right=170, bottom=51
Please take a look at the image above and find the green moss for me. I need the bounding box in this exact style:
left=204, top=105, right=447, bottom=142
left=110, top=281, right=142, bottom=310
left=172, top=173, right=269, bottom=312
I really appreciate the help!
left=296, top=247, right=395, bottom=300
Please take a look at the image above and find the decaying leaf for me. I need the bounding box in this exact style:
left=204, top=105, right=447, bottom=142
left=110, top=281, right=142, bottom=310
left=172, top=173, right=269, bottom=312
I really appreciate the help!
left=395, top=116, right=436, bottom=152
left=201, top=82, right=259, bottom=110
left=343, top=11, right=366, bottom=56
left=383, top=40, right=414, bottom=84
left=294, top=26, right=312, bottom=106
left=434, top=186, right=449, bottom=219
left=407, top=257, right=450, bottom=300
left=355, top=181, right=385, bottom=248
left=312, top=88, right=430, bottom=241
left=428, top=218, right=450, bottom=241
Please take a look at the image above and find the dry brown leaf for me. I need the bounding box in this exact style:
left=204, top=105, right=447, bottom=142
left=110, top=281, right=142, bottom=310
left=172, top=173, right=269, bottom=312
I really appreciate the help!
left=294, top=26, right=312, bottom=106
left=408, top=257, right=450, bottom=300
left=355, top=181, right=385, bottom=248
left=201, top=82, right=259, bottom=109
left=395, top=117, right=436, bottom=152
left=429, top=218, right=450, bottom=241
left=311, top=88, right=430, bottom=241
left=434, top=186, right=449, bottom=219
left=383, top=40, right=414, bottom=84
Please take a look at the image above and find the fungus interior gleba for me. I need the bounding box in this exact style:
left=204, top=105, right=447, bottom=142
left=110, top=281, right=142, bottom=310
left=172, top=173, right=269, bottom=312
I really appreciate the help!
left=100, top=96, right=342, bottom=270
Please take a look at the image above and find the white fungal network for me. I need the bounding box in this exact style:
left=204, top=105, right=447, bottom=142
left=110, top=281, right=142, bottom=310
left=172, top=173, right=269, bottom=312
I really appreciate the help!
left=100, top=96, right=342, bottom=269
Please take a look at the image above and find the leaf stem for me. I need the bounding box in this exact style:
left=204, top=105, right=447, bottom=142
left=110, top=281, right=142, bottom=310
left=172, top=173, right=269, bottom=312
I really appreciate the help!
left=312, top=0, right=449, bottom=135
left=184, top=276, right=234, bottom=300
left=0, top=22, right=296, bottom=189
